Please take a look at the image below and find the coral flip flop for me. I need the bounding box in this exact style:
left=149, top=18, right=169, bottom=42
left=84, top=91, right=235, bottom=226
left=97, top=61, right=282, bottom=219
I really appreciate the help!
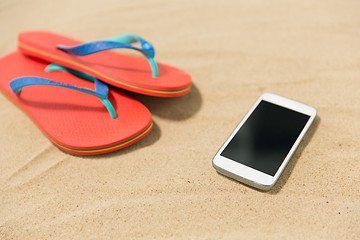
left=0, top=51, right=153, bottom=155
left=18, top=31, right=192, bottom=97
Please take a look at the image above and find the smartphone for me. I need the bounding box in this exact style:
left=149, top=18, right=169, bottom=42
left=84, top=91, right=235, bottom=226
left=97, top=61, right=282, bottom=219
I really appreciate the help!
left=212, top=93, right=316, bottom=190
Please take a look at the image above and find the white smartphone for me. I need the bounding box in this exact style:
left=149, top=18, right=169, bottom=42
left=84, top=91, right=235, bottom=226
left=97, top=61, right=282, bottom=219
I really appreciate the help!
left=212, top=93, right=316, bottom=191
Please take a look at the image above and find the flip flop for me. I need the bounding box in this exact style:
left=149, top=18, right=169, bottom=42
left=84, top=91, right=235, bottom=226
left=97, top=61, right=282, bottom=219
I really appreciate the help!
left=18, top=31, right=192, bottom=97
left=0, top=51, right=153, bottom=155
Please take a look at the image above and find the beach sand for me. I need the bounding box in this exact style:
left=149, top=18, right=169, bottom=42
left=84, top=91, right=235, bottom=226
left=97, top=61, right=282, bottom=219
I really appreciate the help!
left=0, top=0, right=359, bottom=239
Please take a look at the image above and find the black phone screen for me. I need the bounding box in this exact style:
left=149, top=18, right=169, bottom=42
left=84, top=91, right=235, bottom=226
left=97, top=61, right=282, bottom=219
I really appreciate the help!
left=220, top=100, right=310, bottom=176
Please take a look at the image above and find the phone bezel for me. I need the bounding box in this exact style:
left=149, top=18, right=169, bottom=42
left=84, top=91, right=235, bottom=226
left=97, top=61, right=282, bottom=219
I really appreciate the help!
left=212, top=93, right=317, bottom=190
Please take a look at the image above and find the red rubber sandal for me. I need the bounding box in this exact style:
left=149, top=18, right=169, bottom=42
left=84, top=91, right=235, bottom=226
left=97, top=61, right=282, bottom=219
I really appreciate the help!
left=18, top=31, right=192, bottom=97
left=0, top=51, right=153, bottom=155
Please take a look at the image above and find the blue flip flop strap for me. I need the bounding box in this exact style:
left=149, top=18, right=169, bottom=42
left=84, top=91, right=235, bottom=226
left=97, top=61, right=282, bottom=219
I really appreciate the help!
left=57, top=33, right=159, bottom=77
left=9, top=76, right=117, bottom=119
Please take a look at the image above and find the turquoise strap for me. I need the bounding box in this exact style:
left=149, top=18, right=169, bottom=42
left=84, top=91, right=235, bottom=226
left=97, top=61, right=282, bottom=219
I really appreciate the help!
left=57, top=33, right=159, bottom=77
left=45, top=64, right=96, bottom=82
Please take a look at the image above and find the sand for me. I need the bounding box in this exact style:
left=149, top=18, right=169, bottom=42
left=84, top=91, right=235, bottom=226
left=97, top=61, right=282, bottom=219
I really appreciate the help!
left=0, top=0, right=359, bottom=239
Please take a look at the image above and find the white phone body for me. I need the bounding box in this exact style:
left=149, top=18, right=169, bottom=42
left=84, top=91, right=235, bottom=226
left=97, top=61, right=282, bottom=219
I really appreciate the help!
left=212, top=93, right=316, bottom=191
